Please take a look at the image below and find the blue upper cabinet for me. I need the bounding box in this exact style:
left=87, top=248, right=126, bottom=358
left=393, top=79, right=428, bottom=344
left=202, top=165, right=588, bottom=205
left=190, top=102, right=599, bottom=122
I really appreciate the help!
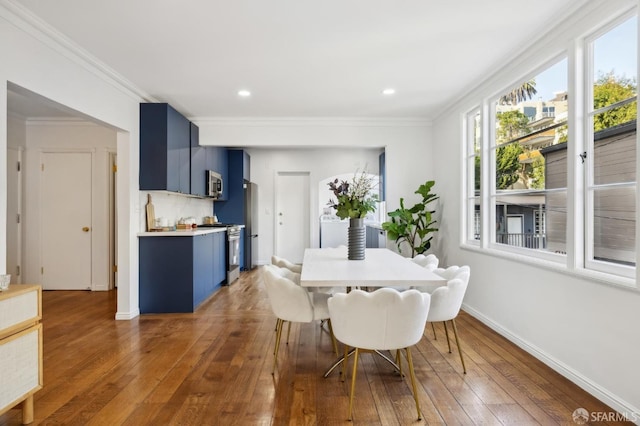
left=190, top=122, right=207, bottom=197
left=216, top=149, right=250, bottom=224
left=140, top=103, right=191, bottom=194
left=379, top=151, right=386, bottom=202
left=206, top=147, right=229, bottom=200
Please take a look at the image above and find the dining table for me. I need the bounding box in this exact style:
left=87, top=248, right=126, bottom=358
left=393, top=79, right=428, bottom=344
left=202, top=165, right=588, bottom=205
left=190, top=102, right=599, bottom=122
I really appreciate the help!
left=300, top=247, right=447, bottom=377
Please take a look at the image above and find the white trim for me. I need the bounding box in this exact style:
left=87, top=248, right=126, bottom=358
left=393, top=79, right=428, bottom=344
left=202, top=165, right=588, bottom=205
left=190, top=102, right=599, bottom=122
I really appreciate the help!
left=0, top=0, right=155, bottom=103
left=461, top=243, right=637, bottom=291
left=192, top=117, right=432, bottom=128
left=115, top=309, right=140, bottom=321
left=462, top=304, right=640, bottom=419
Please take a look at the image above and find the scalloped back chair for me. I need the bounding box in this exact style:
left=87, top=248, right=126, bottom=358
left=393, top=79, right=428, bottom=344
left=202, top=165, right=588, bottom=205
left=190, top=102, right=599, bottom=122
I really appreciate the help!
left=411, top=253, right=439, bottom=270
left=262, top=265, right=338, bottom=374
left=426, top=266, right=470, bottom=373
left=271, top=255, right=303, bottom=273
left=328, top=288, right=430, bottom=421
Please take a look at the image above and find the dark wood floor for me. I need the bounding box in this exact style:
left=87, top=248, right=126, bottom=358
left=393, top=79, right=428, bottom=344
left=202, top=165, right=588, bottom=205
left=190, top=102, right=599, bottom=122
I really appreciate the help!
left=0, top=268, right=630, bottom=425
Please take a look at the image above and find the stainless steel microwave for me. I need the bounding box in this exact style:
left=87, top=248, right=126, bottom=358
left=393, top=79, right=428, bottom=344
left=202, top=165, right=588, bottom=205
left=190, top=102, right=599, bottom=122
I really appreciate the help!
left=207, top=170, right=223, bottom=199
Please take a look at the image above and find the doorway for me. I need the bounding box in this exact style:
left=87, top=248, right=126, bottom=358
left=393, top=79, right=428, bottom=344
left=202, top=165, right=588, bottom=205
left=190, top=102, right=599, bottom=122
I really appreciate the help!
left=275, top=172, right=310, bottom=263
left=6, top=147, right=22, bottom=283
left=40, top=151, right=93, bottom=290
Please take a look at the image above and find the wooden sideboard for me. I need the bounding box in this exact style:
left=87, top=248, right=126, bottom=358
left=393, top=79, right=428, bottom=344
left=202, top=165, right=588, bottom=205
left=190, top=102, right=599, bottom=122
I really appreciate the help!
left=0, top=285, right=43, bottom=424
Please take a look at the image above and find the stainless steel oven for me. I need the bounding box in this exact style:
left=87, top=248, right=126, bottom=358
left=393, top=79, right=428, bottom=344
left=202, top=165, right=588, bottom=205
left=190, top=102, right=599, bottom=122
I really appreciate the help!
left=226, top=225, right=241, bottom=284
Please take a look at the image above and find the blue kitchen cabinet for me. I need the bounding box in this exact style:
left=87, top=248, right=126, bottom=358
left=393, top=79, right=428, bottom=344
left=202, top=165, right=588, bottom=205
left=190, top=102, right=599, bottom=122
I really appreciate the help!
left=190, top=122, right=207, bottom=197
left=139, top=231, right=226, bottom=313
left=213, top=231, right=226, bottom=285
left=206, top=147, right=228, bottom=200
left=140, top=103, right=191, bottom=194
left=215, top=149, right=250, bottom=225
left=379, top=151, right=386, bottom=202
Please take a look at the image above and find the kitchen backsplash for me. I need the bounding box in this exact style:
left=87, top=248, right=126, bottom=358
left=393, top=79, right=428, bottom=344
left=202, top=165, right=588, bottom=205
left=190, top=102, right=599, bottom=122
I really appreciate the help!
left=139, top=191, right=214, bottom=231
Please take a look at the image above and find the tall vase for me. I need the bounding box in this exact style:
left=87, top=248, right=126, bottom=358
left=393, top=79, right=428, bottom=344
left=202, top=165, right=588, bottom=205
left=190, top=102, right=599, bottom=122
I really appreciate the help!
left=348, top=218, right=366, bottom=260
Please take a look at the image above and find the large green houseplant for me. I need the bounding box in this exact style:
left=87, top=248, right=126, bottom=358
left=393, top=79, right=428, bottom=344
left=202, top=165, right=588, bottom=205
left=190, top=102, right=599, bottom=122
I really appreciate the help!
left=382, top=180, right=439, bottom=257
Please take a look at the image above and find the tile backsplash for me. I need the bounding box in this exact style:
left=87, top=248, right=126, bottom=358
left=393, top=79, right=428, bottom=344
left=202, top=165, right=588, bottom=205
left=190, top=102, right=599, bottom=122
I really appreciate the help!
left=140, top=191, right=214, bottom=231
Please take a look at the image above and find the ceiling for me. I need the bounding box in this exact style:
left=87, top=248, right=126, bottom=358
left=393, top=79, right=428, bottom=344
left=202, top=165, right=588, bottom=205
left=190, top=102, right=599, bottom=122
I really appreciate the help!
left=9, top=0, right=585, bottom=120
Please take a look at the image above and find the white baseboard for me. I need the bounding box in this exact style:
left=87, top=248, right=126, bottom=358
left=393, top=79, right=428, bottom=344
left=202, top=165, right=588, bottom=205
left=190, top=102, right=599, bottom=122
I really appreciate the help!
left=115, top=309, right=140, bottom=320
left=462, top=303, right=640, bottom=423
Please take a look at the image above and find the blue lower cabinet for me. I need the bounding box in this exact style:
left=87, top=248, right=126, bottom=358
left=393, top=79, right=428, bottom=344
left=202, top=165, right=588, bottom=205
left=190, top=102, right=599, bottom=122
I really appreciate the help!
left=139, top=232, right=226, bottom=313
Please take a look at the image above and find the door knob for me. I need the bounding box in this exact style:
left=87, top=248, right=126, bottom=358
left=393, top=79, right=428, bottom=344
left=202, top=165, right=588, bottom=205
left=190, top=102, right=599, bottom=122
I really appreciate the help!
left=82, top=227, right=90, bottom=232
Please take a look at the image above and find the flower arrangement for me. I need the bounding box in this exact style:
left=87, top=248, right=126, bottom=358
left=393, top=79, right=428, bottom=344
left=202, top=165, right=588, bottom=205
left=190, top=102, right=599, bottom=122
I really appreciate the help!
left=327, top=170, right=378, bottom=219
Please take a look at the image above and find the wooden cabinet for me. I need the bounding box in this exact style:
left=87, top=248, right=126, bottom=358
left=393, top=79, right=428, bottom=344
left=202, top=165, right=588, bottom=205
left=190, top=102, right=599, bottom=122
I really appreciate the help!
left=139, top=232, right=227, bottom=313
left=0, top=285, right=42, bottom=424
left=140, top=103, right=191, bottom=194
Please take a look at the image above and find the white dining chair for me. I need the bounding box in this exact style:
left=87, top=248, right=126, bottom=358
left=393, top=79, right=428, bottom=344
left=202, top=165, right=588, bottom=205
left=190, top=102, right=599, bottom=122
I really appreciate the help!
left=328, top=288, right=430, bottom=421
left=271, top=255, right=303, bottom=273
left=426, top=266, right=470, bottom=373
left=411, top=253, right=439, bottom=270
left=262, top=265, right=338, bottom=374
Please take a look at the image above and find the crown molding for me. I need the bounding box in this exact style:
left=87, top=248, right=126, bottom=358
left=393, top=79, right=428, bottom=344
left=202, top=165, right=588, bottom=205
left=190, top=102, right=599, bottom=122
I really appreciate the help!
left=25, top=117, right=100, bottom=127
left=192, top=117, right=432, bottom=128
left=0, top=0, right=158, bottom=103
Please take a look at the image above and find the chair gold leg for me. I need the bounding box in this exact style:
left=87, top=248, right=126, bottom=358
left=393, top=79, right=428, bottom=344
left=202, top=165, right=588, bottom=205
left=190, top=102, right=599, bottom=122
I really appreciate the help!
left=273, top=319, right=285, bottom=374
left=286, top=321, right=292, bottom=344
left=341, top=345, right=350, bottom=382
left=274, top=319, right=282, bottom=355
left=348, top=348, right=360, bottom=421
left=443, top=321, right=452, bottom=353
left=431, top=322, right=437, bottom=339
left=405, top=347, right=422, bottom=421
left=451, top=319, right=467, bottom=374
left=395, top=349, right=403, bottom=377
left=327, top=319, right=339, bottom=356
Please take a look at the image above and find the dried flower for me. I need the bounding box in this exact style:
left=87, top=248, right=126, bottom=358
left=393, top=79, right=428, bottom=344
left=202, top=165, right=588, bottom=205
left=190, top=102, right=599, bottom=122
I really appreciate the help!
left=327, top=170, right=378, bottom=219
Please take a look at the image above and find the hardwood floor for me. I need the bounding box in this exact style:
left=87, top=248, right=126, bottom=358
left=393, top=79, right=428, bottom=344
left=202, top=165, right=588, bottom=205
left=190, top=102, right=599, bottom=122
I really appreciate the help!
left=0, top=268, right=630, bottom=425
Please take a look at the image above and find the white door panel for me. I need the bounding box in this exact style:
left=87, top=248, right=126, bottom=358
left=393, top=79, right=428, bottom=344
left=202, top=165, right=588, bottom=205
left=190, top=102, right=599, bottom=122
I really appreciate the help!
left=275, top=173, right=309, bottom=264
left=41, top=152, right=92, bottom=290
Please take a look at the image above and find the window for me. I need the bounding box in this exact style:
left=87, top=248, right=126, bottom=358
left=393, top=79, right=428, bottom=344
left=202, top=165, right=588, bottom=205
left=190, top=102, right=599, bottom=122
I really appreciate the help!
left=463, top=10, right=638, bottom=281
left=465, top=108, right=481, bottom=242
left=586, top=15, right=637, bottom=275
left=491, top=58, right=568, bottom=255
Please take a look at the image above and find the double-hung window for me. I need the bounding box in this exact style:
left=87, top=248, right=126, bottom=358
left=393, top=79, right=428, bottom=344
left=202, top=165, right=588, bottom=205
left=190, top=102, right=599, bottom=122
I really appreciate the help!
left=464, top=11, right=637, bottom=282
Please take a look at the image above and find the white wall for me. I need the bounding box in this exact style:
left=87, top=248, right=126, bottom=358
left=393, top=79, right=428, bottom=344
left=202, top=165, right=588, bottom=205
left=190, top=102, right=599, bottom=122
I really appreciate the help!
left=247, top=148, right=381, bottom=264
left=0, top=4, right=142, bottom=318
left=431, top=0, right=639, bottom=415
left=139, top=191, right=214, bottom=231
left=197, top=118, right=437, bottom=255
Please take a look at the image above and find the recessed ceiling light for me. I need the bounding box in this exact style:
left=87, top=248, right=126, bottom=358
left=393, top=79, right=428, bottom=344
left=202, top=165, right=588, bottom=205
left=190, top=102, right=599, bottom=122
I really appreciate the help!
left=238, top=90, right=251, bottom=97
left=382, top=88, right=396, bottom=96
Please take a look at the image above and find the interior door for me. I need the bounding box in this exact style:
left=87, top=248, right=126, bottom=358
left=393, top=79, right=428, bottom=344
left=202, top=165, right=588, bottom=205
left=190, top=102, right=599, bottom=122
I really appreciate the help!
left=41, top=152, right=92, bottom=290
left=6, top=148, right=22, bottom=283
left=275, top=172, right=310, bottom=263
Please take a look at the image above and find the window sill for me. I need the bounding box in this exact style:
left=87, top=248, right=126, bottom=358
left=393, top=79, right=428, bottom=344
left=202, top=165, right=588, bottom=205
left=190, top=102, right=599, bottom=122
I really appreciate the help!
left=460, top=243, right=638, bottom=292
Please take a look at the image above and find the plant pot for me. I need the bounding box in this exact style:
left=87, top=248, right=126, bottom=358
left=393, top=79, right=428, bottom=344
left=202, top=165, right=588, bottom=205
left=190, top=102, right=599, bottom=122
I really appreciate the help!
left=348, top=218, right=365, bottom=260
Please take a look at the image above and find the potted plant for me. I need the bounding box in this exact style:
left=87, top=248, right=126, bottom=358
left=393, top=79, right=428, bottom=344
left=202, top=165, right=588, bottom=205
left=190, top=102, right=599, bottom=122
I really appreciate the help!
left=327, top=170, right=378, bottom=259
left=382, top=180, right=438, bottom=257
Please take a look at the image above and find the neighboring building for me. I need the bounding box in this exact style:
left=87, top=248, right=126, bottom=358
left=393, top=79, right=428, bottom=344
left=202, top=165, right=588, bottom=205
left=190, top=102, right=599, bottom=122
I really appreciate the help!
left=541, top=121, right=637, bottom=263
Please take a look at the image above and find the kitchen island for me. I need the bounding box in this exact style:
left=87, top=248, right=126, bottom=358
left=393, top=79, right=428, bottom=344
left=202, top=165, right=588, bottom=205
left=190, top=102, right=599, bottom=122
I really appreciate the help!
left=138, top=227, right=227, bottom=313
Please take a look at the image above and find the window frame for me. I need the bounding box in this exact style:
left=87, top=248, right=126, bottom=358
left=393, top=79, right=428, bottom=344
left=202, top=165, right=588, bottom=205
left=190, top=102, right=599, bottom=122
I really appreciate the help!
left=461, top=8, right=638, bottom=288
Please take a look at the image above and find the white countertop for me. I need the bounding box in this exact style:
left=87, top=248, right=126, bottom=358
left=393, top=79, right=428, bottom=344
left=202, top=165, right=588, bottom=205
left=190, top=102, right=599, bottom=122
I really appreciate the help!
left=300, top=247, right=446, bottom=290
left=138, top=227, right=228, bottom=237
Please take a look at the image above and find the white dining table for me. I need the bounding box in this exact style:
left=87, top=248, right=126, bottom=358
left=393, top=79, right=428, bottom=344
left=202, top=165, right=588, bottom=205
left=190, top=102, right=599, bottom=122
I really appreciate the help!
left=300, top=247, right=447, bottom=378
left=300, top=247, right=447, bottom=291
